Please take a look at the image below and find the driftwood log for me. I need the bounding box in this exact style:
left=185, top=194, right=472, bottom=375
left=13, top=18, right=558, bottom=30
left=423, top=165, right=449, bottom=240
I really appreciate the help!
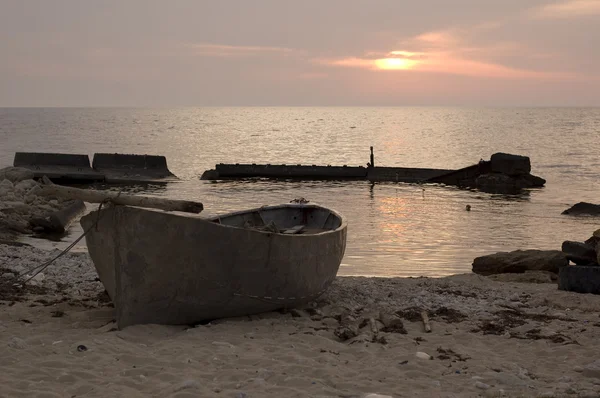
left=30, top=199, right=87, bottom=234
left=31, top=184, right=204, bottom=214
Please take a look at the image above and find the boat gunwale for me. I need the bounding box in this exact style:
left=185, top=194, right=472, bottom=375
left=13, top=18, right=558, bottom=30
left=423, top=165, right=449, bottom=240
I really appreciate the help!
left=86, top=203, right=347, bottom=237
left=206, top=203, right=347, bottom=237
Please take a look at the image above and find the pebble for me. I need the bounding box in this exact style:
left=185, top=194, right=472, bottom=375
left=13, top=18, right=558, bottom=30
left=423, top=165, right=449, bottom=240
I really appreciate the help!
left=212, top=341, right=235, bottom=349
left=509, top=293, right=520, bottom=302
left=7, top=337, right=27, bottom=349
left=582, top=360, right=600, bottom=379
left=574, top=366, right=584, bottom=373
left=363, top=394, right=393, bottom=398
left=174, top=380, right=200, bottom=392
left=415, top=352, right=431, bottom=360
left=1, top=272, right=15, bottom=278
left=475, top=381, right=491, bottom=390
left=234, top=393, right=248, bottom=398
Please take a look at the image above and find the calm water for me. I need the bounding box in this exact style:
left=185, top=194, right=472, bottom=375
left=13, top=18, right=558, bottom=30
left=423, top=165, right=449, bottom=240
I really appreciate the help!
left=1, top=107, right=599, bottom=277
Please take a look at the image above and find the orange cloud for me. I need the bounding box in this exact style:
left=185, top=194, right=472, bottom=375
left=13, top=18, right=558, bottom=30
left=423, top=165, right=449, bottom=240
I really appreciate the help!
left=531, top=0, right=600, bottom=19
left=316, top=25, right=577, bottom=80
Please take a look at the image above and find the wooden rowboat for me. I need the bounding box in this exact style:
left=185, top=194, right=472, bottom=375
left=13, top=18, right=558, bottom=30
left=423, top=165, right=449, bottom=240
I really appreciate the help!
left=80, top=203, right=347, bottom=328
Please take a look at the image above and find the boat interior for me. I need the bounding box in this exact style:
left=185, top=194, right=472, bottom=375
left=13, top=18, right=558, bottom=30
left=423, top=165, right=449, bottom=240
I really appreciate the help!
left=209, top=205, right=342, bottom=235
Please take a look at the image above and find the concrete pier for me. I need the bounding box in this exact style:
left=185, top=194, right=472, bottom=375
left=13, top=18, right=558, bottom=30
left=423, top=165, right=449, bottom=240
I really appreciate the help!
left=12, top=152, right=178, bottom=184
left=200, top=151, right=546, bottom=191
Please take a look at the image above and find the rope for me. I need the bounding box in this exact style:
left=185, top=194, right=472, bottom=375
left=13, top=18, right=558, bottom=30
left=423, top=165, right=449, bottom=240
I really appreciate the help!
left=17, top=200, right=109, bottom=285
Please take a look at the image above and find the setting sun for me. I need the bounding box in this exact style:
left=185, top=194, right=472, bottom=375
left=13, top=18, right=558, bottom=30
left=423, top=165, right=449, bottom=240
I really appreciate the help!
left=374, top=57, right=418, bottom=70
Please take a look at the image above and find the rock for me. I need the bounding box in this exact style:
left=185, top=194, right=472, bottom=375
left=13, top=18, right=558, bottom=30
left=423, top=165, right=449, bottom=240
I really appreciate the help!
left=490, top=153, right=531, bottom=176
left=379, top=312, right=407, bottom=334
left=363, top=394, right=393, bottom=398
left=14, top=179, right=38, bottom=193
left=473, top=250, right=568, bottom=276
left=2, top=272, right=15, bottom=279
left=475, top=173, right=545, bottom=194
left=289, top=309, right=309, bottom=318
left=0, top=179, right=14, bottom=190
left=415, top=352, right=431, bottom=360
left=516, top=173, right=546, bottom=187
left=0, top=167, right=35, bottom=183
left=562, top=241, right=597, bottom=265
left=475, top=381, right=491, bottom=390
left=562, top=202, right=600, bottom=216
left=583, top=360, right=600, bottom=378
left=487, top=270, right=557, bottom=284
left=7, top=337, right=27, bottom=349
left=558, top=266, right=600, bottom=294
left=173, top=380, right=201, bottom=392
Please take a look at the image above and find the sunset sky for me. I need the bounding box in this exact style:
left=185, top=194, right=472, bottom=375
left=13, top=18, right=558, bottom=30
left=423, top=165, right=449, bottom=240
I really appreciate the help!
left=1, top=0, right=599, bottom=106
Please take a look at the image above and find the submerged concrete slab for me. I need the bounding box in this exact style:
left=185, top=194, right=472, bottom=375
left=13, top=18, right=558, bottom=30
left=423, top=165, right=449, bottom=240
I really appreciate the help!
left=367, top=167, right=454, bottom=183
left=13, top=152, right=105, bottom=182
left=214, top=163, right=367, bottom=180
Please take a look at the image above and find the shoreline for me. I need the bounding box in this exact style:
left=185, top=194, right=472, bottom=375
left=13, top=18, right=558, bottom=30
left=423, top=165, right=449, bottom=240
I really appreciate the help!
left=2, top=244, right=600, bottom=397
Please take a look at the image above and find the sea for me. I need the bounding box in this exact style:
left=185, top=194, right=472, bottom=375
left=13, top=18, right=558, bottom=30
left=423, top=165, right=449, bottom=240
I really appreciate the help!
left=1, top=107, right=599, bottom=277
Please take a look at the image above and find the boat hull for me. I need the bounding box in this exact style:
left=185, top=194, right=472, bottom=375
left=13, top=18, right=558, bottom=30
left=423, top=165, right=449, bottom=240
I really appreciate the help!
left=80, top=204, right=346, bottom=328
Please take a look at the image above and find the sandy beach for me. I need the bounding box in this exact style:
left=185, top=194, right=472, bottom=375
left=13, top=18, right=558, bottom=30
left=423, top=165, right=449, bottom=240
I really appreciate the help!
left=2, top=244, right=600, bottom=398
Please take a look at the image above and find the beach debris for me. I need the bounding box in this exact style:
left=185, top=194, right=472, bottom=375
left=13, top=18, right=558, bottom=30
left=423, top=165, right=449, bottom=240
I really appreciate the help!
left=421, top=311, right=432, bottom=333
left=379, top=311, right=407, bottom=334
left=436, top=347, right=470, bottom=362
left=472, top=249, right=568, bottom=276
left=290, top=197, right=310, bottom=204
left=33, top=183, right=204, bottom=214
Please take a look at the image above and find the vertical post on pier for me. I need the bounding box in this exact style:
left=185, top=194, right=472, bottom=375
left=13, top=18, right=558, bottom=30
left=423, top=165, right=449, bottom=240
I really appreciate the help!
left=370, top=146, right=375, bottom=168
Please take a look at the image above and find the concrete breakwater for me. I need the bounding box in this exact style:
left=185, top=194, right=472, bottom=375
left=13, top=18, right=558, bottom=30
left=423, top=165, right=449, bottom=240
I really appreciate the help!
left=12, top=152, right=177, bottom=184
left=200, top=152, right=546, bottom=193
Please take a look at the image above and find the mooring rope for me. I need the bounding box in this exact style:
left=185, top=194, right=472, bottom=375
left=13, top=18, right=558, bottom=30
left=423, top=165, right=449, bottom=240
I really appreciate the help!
left=16, top=200, right=110, bottom=285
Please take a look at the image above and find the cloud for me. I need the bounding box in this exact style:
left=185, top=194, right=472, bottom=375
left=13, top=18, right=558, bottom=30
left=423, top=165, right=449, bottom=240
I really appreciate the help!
left=315, top=24, right=578, bottom=80
left=180, top=43, right=296, bottom=57
left=531, top=0, right=600, bottom=19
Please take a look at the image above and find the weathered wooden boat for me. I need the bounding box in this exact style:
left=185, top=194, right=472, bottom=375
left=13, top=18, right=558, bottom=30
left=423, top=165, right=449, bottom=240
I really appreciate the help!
left=80, top=203, right=347, bottom=328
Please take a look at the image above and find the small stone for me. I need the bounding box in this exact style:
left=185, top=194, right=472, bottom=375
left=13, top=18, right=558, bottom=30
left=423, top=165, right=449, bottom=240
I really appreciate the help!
left=234, top=393, right=248, bottom=398
left=7, top=337, right=27, bottom=349
left=583, top=360, right=600, bottom=379
left=290, top=309, right=308, bottom=318
left=2, top=272, right=15, bottom=279
left=574, top=366, right=584, bottom=373
left=174, top=380, right=200, bottom=392
left=212, top=341, right=235, bottom=349
left=475, top=381, right=491, bottom=390
left=363, top=394, right=393, bottom=398
left=415, top=352, right=431, bottom=360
